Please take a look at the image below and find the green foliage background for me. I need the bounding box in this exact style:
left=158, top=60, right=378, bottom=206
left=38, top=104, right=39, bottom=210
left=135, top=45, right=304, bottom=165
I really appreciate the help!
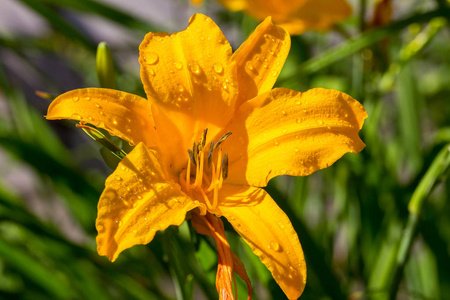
left=0, top=0, right=449, bottom=299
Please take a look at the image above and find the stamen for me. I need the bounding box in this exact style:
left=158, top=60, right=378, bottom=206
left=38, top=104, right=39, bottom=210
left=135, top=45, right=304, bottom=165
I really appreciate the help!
left=185, top=158, right=191, bottom=192
left=198, top=128, right=208, bottom=151
left=188, top=149, right=196, bottom=166
left=222, top=153, right=228, bottom=180
left=199, top=187, right=213, bottom=210
left=207, top=141, right=214, bottom=168
left=192, top=142, right=198, bottom=166
left=214, top=132, right=232, bottom=150
left=194, top=151, right=204, bottom=187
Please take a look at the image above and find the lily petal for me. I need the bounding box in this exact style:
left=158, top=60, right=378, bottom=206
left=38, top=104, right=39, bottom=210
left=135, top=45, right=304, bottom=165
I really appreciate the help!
left=139, top=13, right=238, bottom=173
left=218, top=185, right=306, bottom=300
left=222, top=87, right=367, bottom=187
left=217, top=0, right=351, bottom=35
left=282, top=0, right=352, bottom=35
left=96, top=143, right=204, bottom=261
left=231, top=16, right=290, bottom=107
left=46, top=88, right=157, bottom=148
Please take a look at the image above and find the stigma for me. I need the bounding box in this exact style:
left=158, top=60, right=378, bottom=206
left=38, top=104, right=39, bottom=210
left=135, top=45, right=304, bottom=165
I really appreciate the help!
left=179, top=128, right=231, bottom=214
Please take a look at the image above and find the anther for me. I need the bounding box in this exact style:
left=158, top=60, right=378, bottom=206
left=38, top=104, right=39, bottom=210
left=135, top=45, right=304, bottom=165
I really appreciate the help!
left=192, top=142, right=198, bottom=165
left=207, top=141, right=214, bottom=168
left=198, top=128, right=208, bottom=151
left=188, top=149, right=196, bottom=166
left=214, top=132, right=232, bottom=150
left=222, top=153, right=228, bottom=180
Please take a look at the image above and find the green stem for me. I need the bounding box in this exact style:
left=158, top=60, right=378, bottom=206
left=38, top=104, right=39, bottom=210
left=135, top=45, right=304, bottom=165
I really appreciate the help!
left=359, top=0, right=367, bottom=32
left=389, top=144, right=450, bottom=299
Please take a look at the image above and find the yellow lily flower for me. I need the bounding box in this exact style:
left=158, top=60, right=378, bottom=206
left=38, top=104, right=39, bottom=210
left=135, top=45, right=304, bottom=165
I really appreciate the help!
left=191, top=0, right=352, bottom=35
left=46, top=14, right=367, bottom=300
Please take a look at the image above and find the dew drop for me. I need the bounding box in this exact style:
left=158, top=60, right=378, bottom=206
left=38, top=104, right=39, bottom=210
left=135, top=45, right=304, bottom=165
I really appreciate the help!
left=317, top=119, right=324, bottom=125
left=72, top=96, right=79, bottom=102
left=71, top=113, right=81, bottom=119
left=281, top=110, right=286, bottom=115
left=149, top=68, right=155, bottom=76
left=145, top=52, right=159, bottom=65
left=191, top=63, right=202, bottom=75
left=246, top=62, right=254, bottom=70
left=296, top=118, right=301, bottom=123
left=213, top=63, right=223, bottom=74
left=174, top=61, right=183, bottom=70
left=115, top=175, right=122, bottom=181
left=271, top=242, right=281, bottom=252
left=95, top=103, right=101, bottom=108
left=274, top=140, right=279, bottom=146
left=280, top=169, right=287, bottom=174
left=99, top=111, right=105, bottom=116
left=278, top=222, right=285, bottom=229
left=344, top=113, right=348, bottom=118
left=271, top=70, right=278, bottom=77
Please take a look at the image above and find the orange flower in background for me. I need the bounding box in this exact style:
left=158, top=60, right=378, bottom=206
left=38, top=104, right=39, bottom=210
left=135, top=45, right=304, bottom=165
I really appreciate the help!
left=191, top=0, right=353, bottom=35
left=46, top=13, right=367, bottom=300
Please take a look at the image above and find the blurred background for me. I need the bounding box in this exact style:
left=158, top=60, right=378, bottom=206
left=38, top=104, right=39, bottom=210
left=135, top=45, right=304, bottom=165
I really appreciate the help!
left=0, top=0, right=449, bottom=299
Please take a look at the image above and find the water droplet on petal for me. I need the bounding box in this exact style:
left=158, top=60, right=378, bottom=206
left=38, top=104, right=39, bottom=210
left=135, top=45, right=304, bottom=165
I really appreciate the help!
left=71, top=113, right=81, bottom=119
left=246, top=62, right=254, bottom=70
left=278, top=222, right=285, bottom=229
left=95, top=103, right=101, bottom=108
left=280, top=169, right=287, bottom=174
left=271, top=242, right=281, bottom=252
left=317, top=119, right=324, bottom=125
left=84, top=96, right=91, bottom=101
left=174, top=61, right=183, bottom=70
left=115, top=175, right=122, bottom=181
left=191, top=63, right=202, bottom=75
left=145, top=52, right=159, bottom=65
left=72, top=96, right=79, bottom=102
left=271, top=70, right=278, bottom=77
left=213, top=63, right=223, bottom=74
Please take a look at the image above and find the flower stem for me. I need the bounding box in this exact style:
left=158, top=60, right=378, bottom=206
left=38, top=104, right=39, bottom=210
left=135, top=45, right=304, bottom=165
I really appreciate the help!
left=389, top=144, right=450, bottom=299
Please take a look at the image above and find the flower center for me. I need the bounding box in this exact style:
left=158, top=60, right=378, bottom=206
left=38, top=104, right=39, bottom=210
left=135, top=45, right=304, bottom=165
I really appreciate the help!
left=179, top=128, right=231, bottom=214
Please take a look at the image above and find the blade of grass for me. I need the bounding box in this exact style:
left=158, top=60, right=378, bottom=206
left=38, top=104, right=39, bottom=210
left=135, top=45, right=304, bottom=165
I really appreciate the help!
left=389, top=144, right=450, bottom=299
left=18, top=0, right=96, bottom=51
left=39, top=0, right=158, bottom=32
